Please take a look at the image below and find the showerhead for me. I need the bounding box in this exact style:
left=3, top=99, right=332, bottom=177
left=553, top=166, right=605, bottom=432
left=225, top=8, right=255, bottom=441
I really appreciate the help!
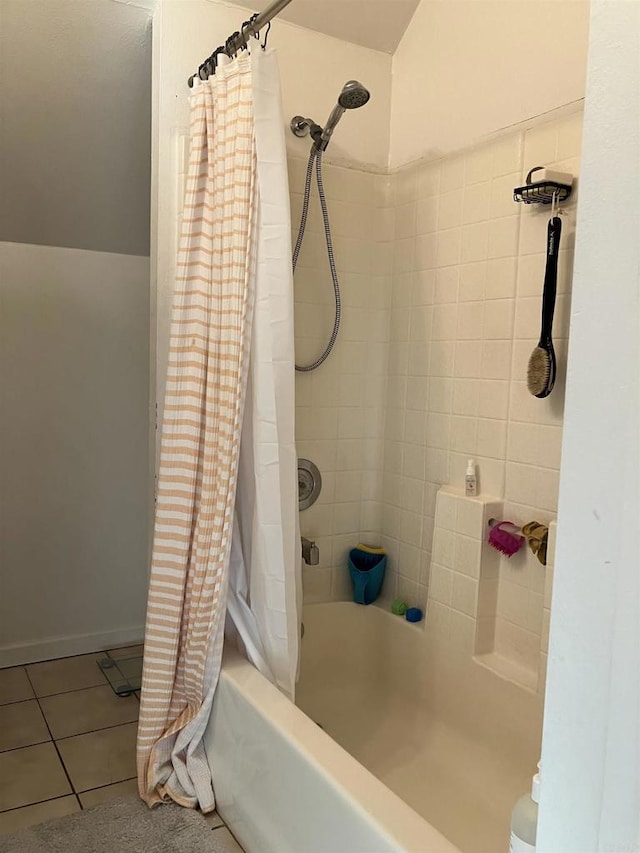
left=337, top=80, right=371, bottom=110
left=289, top=81, right=371, bottom=152
left=318, top=80, right=370, bottom=150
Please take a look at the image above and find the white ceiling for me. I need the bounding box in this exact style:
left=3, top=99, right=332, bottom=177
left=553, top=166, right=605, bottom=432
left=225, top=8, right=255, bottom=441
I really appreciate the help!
left=224, top=0, right=421, bottom=54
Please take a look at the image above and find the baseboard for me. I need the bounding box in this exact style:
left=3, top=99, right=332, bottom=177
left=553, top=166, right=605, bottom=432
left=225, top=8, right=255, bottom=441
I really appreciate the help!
left=0, top=626, right=145, bottom=669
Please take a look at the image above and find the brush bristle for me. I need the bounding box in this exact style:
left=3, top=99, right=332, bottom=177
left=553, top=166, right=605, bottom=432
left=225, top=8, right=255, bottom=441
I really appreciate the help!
left=488, top=525, right=524, bottom=558
left=527, top=346, right=551, bottom=396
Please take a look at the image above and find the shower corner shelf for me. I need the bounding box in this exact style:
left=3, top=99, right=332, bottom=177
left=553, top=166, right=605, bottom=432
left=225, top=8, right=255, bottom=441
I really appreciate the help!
left=513, top=166, right=573, bottom=205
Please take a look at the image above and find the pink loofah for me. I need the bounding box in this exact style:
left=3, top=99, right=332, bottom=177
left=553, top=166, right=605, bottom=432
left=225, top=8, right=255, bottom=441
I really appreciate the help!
left=487, top=522, right=525, bottom=557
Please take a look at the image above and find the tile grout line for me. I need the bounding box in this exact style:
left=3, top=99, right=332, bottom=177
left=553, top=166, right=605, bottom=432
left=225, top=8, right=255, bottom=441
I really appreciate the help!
left=0, top=737, right=52, bottom=757
left=24, top=668, right=83, bottom=812
left=1, top=695, right=139, bottom=751
left=0, top=778, right=139, bottom=815
left=75, top=776, right=137, bottom=797
left=54, top=719, right=139, bottom=744
left=2, top=681, right=122, bottom=707
left=0, top=793, right=75, bottom=816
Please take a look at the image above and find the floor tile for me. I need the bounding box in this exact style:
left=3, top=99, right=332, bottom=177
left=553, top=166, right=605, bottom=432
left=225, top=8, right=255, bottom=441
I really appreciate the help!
left=0, top=667, right=34, bottom=706
left=0, top=796, right=79, bottom=835
left=107, top=645, right=144, bottom=659
left=203, top=810, right=224, bottom=829
left=0, top=700, right=50, bottom=753
left=40, top=685, right=138, bottom=740
left=212, top=826, right=245, bottom=852
left=26, top=654, right=107, bottom=698
left=79, top=778, right=138, bottom=808
left=0, top=743, right=71, bottom=811
left=56, top=721, right=137, bottom=792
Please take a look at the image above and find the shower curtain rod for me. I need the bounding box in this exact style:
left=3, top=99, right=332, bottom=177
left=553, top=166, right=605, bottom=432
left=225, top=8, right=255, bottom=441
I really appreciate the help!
left=188, top=0, right=294, bottom=86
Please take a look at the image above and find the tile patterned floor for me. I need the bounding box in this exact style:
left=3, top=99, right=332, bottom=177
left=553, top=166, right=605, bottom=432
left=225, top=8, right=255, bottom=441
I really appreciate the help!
left=0, top=649, right=243, bottom=850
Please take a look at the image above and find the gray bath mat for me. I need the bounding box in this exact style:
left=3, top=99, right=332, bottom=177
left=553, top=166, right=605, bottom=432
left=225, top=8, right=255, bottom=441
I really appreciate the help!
left=0, top=796, right=225, bottom=852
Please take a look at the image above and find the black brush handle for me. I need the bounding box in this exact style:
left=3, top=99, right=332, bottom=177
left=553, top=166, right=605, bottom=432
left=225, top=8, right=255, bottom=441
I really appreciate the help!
left=539, top=216, right=562, bottom=343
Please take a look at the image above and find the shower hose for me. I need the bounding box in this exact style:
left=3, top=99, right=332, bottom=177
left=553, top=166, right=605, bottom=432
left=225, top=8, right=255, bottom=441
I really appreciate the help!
left=292, top=147, right=341, bottom=372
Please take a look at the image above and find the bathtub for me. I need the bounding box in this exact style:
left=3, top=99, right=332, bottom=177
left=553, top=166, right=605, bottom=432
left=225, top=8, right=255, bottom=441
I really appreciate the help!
left=204, top=602, right=541, bottom=852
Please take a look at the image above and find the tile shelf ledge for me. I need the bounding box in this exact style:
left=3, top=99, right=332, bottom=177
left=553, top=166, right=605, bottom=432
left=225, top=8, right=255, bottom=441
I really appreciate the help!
left=474, top=651, right=538, bottom=693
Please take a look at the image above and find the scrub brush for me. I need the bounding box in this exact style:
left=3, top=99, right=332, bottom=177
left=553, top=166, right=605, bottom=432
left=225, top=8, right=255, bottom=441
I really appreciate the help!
left=487, top=521, right=525, bottom=558
left=527, top=215, right=562, bottom=397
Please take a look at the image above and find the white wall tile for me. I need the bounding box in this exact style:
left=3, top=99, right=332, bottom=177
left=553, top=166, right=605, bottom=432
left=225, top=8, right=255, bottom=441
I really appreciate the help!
left=492, top=134, right=523, bottom=177
left=483, top=298, right=514, bottom=339
left=481, top=341, right=512, bottom=380
left=455, top=341, right=484, bottom=379
left=459, top=261, right=487, bottom=302
left=440, top=157, right=465, bottom=192
left=437, top=228, right=462, bottom=267
left=490, top=172, right=521, bottom=219
left=417, top=163, right=441, bottom=198
left=434, top=266, right=460, bottom=304
left=438, top=190, right=464, bottom=230
left=395, top=201, right=417, bottom=239
left=477, top=418, right=508, bottom=459
left=463, top=181, right=491, bottom=224
left=435, top=491, right=457, bottom=531
left=416, top=196, right=439, bottom=235
left=455, top=497, right=484, bottom=539
left=452, top=572, right=478, bottom=616
left=454, top=533, right=482, bottom=578
left=523, top=123, right=559, bottom=167
left=488, top=216, right=519, bottom=259
left=461, top=222, right=489, bottom=263
left=430, top=563, right=453, bottom=604
left=414, top=233, right=437, bottom=270
left=456, top=301, right=484, bottom=340
left=486, top=257, right=517, bottom=300
left=465, top=145, right=493, bottom=185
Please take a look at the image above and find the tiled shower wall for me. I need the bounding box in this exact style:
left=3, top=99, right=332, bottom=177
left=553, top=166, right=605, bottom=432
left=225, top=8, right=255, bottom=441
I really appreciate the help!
left=289, top=156, right=392, bottom=601
left=378, top=109, right=583, bottom=672
left=294, top=108, right=583, bottom=682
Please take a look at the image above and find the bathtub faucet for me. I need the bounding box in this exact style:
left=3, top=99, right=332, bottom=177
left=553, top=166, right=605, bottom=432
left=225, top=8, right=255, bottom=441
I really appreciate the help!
left=301, top=537, right=319, bottom=566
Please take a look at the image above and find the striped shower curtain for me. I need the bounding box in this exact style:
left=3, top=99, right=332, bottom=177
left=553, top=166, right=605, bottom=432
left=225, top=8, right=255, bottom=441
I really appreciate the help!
left=137, top=48, right=299, bottom=811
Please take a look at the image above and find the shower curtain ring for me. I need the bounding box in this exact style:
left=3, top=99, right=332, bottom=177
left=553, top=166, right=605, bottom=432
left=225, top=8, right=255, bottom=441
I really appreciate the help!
left=226, top=31, right=240, bottom=58
left=240, top=20, right=253, bottom=50
left=261, top=21, right=272, bottom=51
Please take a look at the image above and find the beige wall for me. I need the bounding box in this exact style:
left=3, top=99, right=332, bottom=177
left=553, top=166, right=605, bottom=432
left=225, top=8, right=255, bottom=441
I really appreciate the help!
left=0, top=0, right=152, bottom=255
left=0, top=243, right=151, bottom=665
left=390, top=0, right=590, bottom=168
left=0, top=0, right=152, bottom=664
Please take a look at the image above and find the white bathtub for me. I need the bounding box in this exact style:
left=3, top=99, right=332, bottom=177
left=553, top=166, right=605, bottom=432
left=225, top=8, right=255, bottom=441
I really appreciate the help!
left=204, top=602, right=541, bottom=852
left=203, top=649, right=455, bottom=852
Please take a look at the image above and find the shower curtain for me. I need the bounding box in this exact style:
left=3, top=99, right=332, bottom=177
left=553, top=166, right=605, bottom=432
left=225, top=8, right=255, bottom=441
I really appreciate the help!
left=137, top=47, right=299, bottom=812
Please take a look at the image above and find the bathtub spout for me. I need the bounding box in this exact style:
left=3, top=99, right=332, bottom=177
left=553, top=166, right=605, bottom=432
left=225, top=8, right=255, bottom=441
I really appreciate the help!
left=302, top=537, right=319, bottom=566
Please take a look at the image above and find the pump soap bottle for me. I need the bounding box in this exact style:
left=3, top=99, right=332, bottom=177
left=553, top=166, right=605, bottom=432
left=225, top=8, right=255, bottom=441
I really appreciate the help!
left=465, top=459, right=477, bottom=496
left=509, top=764, right=540, bottom=853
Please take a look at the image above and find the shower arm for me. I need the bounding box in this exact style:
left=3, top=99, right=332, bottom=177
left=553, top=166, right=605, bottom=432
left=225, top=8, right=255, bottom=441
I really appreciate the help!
left=291, top=117, right=324, bottom=147
left=188, top=0, right=294, bottom=86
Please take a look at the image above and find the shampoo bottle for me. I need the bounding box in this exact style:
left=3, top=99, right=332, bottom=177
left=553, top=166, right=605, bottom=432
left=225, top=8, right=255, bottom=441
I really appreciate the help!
left=509, top=765, right=540, bottom=853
